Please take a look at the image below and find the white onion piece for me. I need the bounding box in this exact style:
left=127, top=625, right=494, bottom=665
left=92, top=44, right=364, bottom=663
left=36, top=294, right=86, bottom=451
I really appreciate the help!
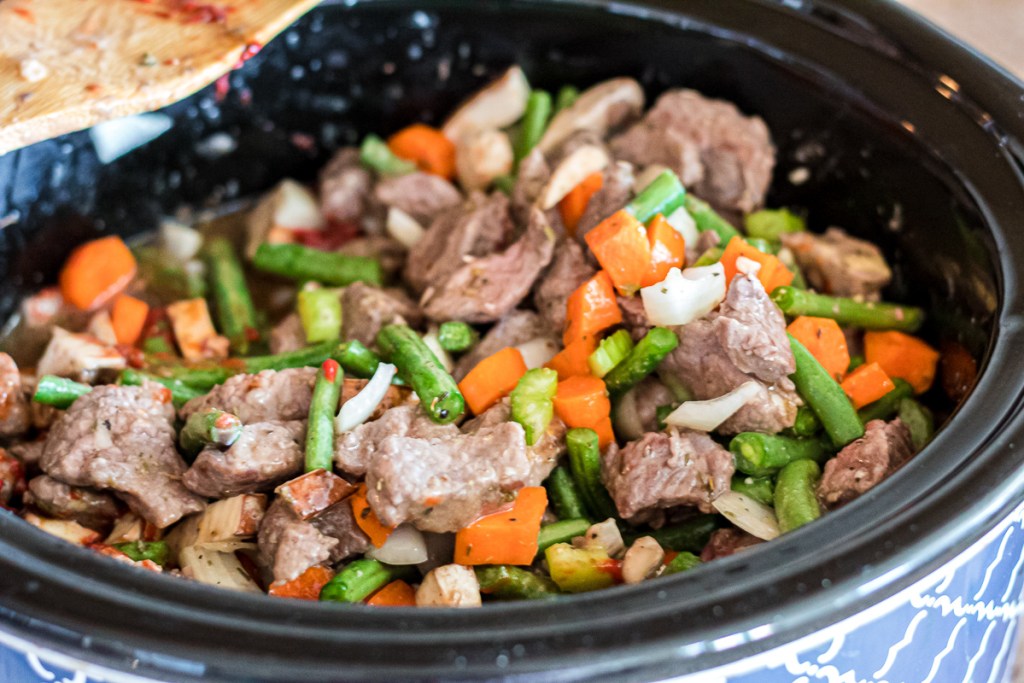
left=336, top=362, right=398, bottom=432
left=612, top=386, right=645, bottom=442
left=366, top=524, right=429, bottom=565
left=386, top=207, right=425, bottom=249
left=640, top=263, right=726, bottom=326
left=90, top=113, right=173, bottom=163
left=663, top=381, right=761, bottom=432
left=711, top=490, right=780, bottom=541
left=160, top=220, right=203, bottom=263
left=516, top=337, right=559, bottom=370
left=422, top=327, right=454, bottom=373
left=665, top=206, right=699, bottom=247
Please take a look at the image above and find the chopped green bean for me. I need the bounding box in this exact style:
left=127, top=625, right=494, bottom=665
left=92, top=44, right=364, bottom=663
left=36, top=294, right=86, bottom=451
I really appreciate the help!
left=537, top=518, right=591, bottom=553
left=33, top=375, right=91, bottom=408
left=898, top=397, right=935, bottom=451
left=114, top=540, right=171, bottom=567
left=554, top=85, right=579, bottom=113
left=119, top=369, right=203, bottom=408
left=774, top=459, right=822, bottom=533
left=359, top=134, right=416, bottom=176
left=692, top=246, right=724, bottom=267
left=603, top=327, right=679, bottom=398
left=785, top=405, right=822, bottom=438
left=545, top=466, right=590, bottom=521
left=682, top=194, right=741, bottom=243
left=179, top=409, right=243, bottom=457
left=627, top=515, right=719, bottom=553
left=744, top=208, right=805, bottom=241
left=566, top=428, right=619, bottom=521
left=305, top=360, right=343, bottom=472
left=730, top=432, right=828, bottom=478
left=772, top=286, right=925, bottom=332
left=377, top=324, right=464, bottom=424
left=475, top=565, right=560, bottom=600
left=731, top=475, right=775, bottom=506
left=332, top=340, right=382, bottom=379
left=788, top=334, right=864, bottom=447
left=857, top=378, right=913, bottom=424
left=254, top=243, right=382, bottom=287
left=492, top=174, right=516, bottom=195
left=204, top=237, right=258, bottom=354
left=627, top=170, right=686, bottom=224
left=662, top=551, right=702, bottom=576
left=437, top=321, right=479, bottom=353
left=515, top=90, right=552, bottom=164
left=320, top=559, right=411, bottom=603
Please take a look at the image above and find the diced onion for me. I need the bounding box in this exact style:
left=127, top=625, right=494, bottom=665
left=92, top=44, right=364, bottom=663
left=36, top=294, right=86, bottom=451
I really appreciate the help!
left=422, top=327, right=454, bottom=373
left=711, top=490, right=780, bottom=541
left=640, top=263, right=726, bottom=326
left=336, top=362, right=398, bottom=432
left=516, top=337, right=559, bottom=370
left=663, top=381, right=761, bottom=432
left=179, top=544, right=261, bottom=593
left=160, top=220, right=203, bottom=263
left=365, top=524, right=428, bottom=565
left=665, top=206, right=699, bottom=247
left=386, top=207, right=425, bottom=249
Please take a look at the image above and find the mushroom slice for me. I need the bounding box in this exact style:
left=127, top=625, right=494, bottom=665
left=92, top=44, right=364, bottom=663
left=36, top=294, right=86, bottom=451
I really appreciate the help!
left=455, top=128, right=514, bottom=192
left=536, top=144, right=609, bottom=210
left=538, top=78, right=645, bottom=155
left=442, top=66, right=530, bottom=142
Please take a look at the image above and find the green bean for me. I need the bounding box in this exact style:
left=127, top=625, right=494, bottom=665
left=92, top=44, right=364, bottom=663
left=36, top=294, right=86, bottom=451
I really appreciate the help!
left=554, top=85, right=579, bottom=113
left=587, top=329, right=633, bottom=378
left=626, top=170, right=686, bottom=224
left=359, top=134, right=416, bottom=176
left=692, top=246, right=724, bottom=267
left=179, top=409, right=243, bottom=457
left=297, top=288, right=342, bottom=343
left=898, top=398, right=935, bottom=451
left=320, top=559, right=411, bottom=603
left=785, top=406, right=822, bottom=438
left=545, top=466, right=590, bottom=521
left=857, top=378, right=913, bottom=423
left=662, top=551, right=702, bottom=576
left=437, top=321, right=479, bottom=353
left=492, top=174, right=516, bottom=195
left=305, top=360, right=343, bottom=472
left=655, top=403, right=678, bottom=431
left=515, top=90, right=553, bottom=164
left=33, top=375, right=91, bottom=408
left=142, top=335, right=175, bottom=356
left=566, top=428, right=619, bottom=521
left=774, top=459, right=822, bottom=533
left=204, top=237, right=259, bottom=354
left=848, top=355, right=866, bottom=373
left=682, top=194, right=741, bottom=243
left=509, top=368, right=557, bottom=446
left=253, top=243, right=382, bottom=287
left=537, top=518, right=591, bottom=554
left=377, top=324, right=464, bottom=424
left=731, top=475, right=775, bottom=506
left=114, top=540, right=170, bottom=567
left=788, top=334, right=864, bottom=447
left=771, top=286, right=925, bottom=332
left=730, top=432, right=828, bottom=478
left=627, top=515, right=719, bottom=553
left=119, top=369, right=203, bottom=408
left=332, top=340, right=382, bottom=379
left=743, top=208, right=806, bottom=242
left=475, top=565, right=560, bottom=600
left=603, top=327, right=679, bottom=398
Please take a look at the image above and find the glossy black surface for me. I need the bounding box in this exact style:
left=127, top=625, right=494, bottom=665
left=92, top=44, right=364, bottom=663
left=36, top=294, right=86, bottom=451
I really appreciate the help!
left=0, top=1, right=1023, bottom=680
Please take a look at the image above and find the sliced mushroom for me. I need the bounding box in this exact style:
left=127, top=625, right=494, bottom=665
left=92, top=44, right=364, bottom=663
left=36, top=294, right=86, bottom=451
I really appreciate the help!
left=455, top=128, right=514, bottom=192
left=537, top=78, right=645, bottom=155
left=416, top=563, right=482, bottom=607
left=574, top=518, right=625, bottom=558
left=536, top=144, right=609, bottom=210
left=442, top=66, right=530, bottom=142
left=86, top=310, right=118, bottom=346
left=36, top=327, right=126, bottom=382
left=621, top=536, right=665, bottom=585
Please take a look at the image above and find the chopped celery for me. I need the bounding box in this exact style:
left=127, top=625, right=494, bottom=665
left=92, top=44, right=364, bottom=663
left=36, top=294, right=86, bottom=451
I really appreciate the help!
left=587, top=329, right=634, bottom=378
left=297, top=288, right=342, bottom=343
left=359, top=134, right=416, bottom=176
left=510, top=368, right=558, bottom=446
left=744, top=208, right=806, bottom=241
left=544, top=543, right=617, bottom=593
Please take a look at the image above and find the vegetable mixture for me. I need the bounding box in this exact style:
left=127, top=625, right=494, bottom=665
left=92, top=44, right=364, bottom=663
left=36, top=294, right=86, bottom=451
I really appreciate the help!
left=0, top=67, right=975, bottom=606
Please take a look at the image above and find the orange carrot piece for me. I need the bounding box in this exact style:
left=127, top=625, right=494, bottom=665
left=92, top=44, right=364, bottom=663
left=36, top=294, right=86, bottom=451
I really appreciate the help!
left=584, top=209, right=653, bottom=296
left=940, top=340, right=978, bottom=403
left=720, top=236, right=794, bottom=293
left=553, top=376, right=611, bottom=431
left=545, top=337, right=599, bottom=380
left=840, top=362, right=896, bottom=410
left=387, top=124, right=456, bottom=179
left=111, top=295, right=150, bottom=346
left=350, top=483, right=395, bottom=548
left=268, top=565, right=334, bottom=600
left=642, top=213, right=686, bottom=287
left=59, top=236, right=137, bottom=311
left=864, top=331, right=940, bottom=395
left=592, top=416, right=616, bottom=449
left=786, top=316, right=850, bottom=382
left=563, top=271, right=622, bottom=346
left=457, top=347, right=528, bottom=415
left=559, top=171, right=604, bottom=237
left=454, top=487, right=548, bottom=566
left=366, top=579, right=417, bottom=607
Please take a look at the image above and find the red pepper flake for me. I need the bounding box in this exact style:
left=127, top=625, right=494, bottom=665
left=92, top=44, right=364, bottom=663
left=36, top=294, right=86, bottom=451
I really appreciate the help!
left=214, top=73, right=231, bottom=101
left=85, top=83, right=102, bottom=94
left=294, top=220, right=361, bottom=251
left=213, top=412, right=237, bottom=430
left=12, top=7, right=36, bottom=23
left=245, top=326, right=261, bottom=343
left=235, top=42, right=262, bottom=68
left=322, top=359, right=340, bottom=382
left=596, top=558, right=624, bottom=583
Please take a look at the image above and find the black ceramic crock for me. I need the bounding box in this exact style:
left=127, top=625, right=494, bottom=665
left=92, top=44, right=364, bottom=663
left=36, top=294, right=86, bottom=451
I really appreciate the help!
left=1, top=1, right=1023, bottom=680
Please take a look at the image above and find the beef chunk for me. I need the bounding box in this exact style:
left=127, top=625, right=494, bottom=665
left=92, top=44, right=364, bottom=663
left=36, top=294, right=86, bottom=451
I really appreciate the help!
left=334, top=404, right=459, bottom=477
left=780, top=228, right=893, bottom=300
left=404, top=192, right=513, bottom=295
left=610, top=89, right=774, bottom=213
left=631, top=377, right=676, bottom=434
left=309, top=499, right=370, bottom=559
left=700, top=528, right=762, bottom=562
left=258, top=496, right=370, bottom=582
left=40, top=385, right=204, bottom=528
left=463, top=399, right=567, bottom=464
left=511, top=149, right=550, bottom=227
left=180, top=368, right=316, bottom=424
left=575, top=161, right=635, bottom=243
left=602, top=428, right=734, bottom=523
left=0, top=354, right=29, bottom=438
left=662, top=273, right=799, bottom=434
left=0, top=448, right=24, bottom=506
left=534, top=240, right=595, bottom=332
left=268, top=313, right=306, bottom=355
left=617, top=294, right=651, bottom=341
left=24, top=475, right=120, bottom=531
left=341, top=283, right=423, bottom=348
left=422, top=207, right=555, bottom=323
left=374, top=172, right=463, bottom=227
left=9, top=439, right=44, bottom=468
left=453, top=310, right=546, bottom=381
left=183, top=421, right=306, bottom=499
left=319, top=148, right=373, bottom=225
left=817, top=419, right=913, bottom=508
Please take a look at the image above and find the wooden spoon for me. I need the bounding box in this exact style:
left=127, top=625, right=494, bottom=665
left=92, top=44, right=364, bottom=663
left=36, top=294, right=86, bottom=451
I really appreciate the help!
left=0, top=0, right=321, bottom=156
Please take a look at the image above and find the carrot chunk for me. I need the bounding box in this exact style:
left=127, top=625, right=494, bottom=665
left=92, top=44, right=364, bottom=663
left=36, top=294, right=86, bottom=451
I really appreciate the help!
left=642, top=213, right=686, bottom=287
left=350, top=483, right=395, bottom=548
left=841, top=362, right=896, bottom=409
left=559, top=171, right=604, bottom=237
left=366, top=579, right=417, bottom=607
left=864, top=330, right=940, bottom=395
left=720, top=236, right=793, bottom=293
left=545, top=337, right=599, bottom=380
left=111, top=295, right=150, bottom=346
left=584, top=209, right=653, bottom=296
left=553, top=376, right=612, bottom=437
left=387, top=124, right=456, bottom=179
left=563, top=271, right=622, bottom=347
left=454, top=487, right=547, bottom=566
left=268, top=565, right=335, bottom=600
left=59, top=236, right=137, bottom=311
left=457, top=347, right=528, bottom=415
left=786, top=316, right=850, bottom=382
